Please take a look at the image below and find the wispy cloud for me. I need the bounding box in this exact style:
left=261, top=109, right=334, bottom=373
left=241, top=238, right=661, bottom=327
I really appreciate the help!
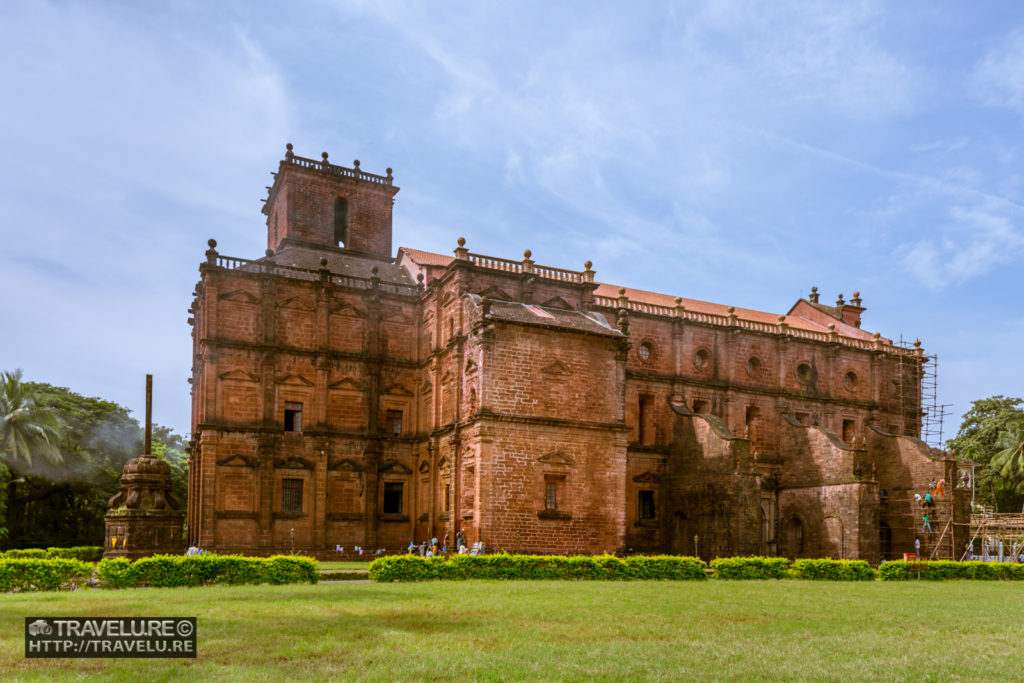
left=973, top=29, right=1024, bottom=115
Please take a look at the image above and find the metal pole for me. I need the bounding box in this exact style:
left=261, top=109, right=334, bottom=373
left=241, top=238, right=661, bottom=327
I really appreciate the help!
left=145, top=374, right=153, bottom=456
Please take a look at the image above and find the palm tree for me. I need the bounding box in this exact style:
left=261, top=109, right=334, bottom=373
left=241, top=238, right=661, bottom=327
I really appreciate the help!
left=992, top=419, right=1024, bottom=493
left=0, top=369, right=62, bottom=471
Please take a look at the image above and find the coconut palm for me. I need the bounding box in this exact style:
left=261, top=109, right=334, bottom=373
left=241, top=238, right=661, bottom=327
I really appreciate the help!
left=991, top=419, right=1024, bottom=492
left=0, top=369, right=62, bottom=471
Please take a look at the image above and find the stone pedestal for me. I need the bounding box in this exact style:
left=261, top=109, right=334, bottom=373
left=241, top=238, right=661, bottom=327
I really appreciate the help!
left=104, top=454, right=184, bottom=559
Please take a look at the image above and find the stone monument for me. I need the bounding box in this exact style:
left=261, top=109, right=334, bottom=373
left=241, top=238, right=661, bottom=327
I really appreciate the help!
left=103, top=375, right=184, bottom=559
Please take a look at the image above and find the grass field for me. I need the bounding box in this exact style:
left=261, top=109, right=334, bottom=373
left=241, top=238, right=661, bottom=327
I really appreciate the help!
left=2, top=581, right=1022, bottom=681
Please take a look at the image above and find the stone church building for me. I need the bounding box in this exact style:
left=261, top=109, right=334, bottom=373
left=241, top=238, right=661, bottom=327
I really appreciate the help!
left=186, top=146, right=969, bottom=561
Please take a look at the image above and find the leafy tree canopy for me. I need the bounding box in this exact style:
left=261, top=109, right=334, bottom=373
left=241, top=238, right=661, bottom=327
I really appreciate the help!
left=1, top=377, right=187, bottom=549
left=947, top=395, right=1024, bottom=512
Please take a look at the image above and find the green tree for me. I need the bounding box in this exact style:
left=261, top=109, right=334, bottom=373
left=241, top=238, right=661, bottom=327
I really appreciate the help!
left=1, top=377, right=188, bottom=549
left=1, top=370, right=64, bottom=542
left=991, top=419, right=1024, bottom=492
left=0, top=369, right=62, bottom=470
left=947, top=395, right=1024, bottom=512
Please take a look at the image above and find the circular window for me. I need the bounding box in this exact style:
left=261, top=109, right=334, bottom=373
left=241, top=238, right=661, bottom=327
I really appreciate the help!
left=797, top=363, right=814, bottom=383
left=637, top=341, right=655, bottom=363
left=843, top=371, right=858, bottom=391
left=746, top=356, right=762, bottom=376
left=694, top=349, right=711, bottom=368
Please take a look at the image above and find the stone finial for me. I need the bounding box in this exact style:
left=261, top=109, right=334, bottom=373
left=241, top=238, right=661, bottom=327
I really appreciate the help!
left=205, top=238, right=218, bottom=264
left=265, top=248, right=275, bottom=260
left=584, top=260, right=592, bottom=270
left=416, top=272, right=425, bottom=292
left=618, top=287, right=626, bottom=296
left=371, top=266, right=379, bottom=276
left=524, top=249, right=532, bottom=259
left=836, top=293, right=845, bottom=306
left=318, top=257, right=330, bottom=282
left=809, top=286, right=819, bottom=303
left=285, top=142, right=294, bottom=159
left=322, top=151, right=329, bottom=162
left=454, top=237, right=469, bottom=260
left=851, top=291, right=862, bottom=307
left=320, top=257, right=328, bottom=267
left=873, top=332, right=881, bottom=339
left=386, top=167, right=393, bottom=182
left=828, top=323, right=836, bottom=332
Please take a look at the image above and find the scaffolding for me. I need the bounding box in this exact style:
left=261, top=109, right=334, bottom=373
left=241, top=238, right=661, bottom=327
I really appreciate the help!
left=963, top=507, right=1024, bottom=561
left=880, top=491, right=958, bottom=561
left=894, top=336, right=949, bottom=449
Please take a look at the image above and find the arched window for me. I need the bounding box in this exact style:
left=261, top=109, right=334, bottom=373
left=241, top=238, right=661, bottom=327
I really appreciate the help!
left=334, top=197, right=348, bottom=246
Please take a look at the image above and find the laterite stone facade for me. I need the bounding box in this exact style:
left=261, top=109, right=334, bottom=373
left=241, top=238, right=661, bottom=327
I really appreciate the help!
left=187, top=146, right=969, bottom=561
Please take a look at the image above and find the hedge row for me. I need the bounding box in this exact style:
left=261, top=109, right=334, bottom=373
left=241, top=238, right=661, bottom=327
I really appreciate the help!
left=0, top=559, right=93, bottom=592
left=369, top=554, right=708, bottom=582
left=790, top=559, right=876, bottom=581
left=879, top=560, right=1024, bottom=581
left=2, top=547, right=104, bottom=562
left=710, top=556, right=790, bottom=580
left=96, top=555, right=319, bottom=588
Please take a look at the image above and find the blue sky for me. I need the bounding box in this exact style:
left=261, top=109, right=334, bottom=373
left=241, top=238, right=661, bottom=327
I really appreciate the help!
left=2, top=1, right=1022, bottom=443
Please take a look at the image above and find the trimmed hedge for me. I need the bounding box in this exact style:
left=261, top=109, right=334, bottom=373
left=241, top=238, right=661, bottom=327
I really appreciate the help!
left=710, top=556, right=789, bottom=580
left=96, top=555, right=318, bottom=588
left=369, top=554, right=708, bottom=582
left=790, top=559, right=876, bottom=581
left=879, top=560, right=1024, bottom=581
left=2, top=547, right=104, bottom=562
left=0, top=558, right=93, bottom=592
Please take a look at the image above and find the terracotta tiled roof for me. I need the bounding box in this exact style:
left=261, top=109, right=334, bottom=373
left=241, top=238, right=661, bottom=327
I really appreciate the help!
left=397, top=247, right=880, bottom=341
left=397, top=248, right=454, bottom=267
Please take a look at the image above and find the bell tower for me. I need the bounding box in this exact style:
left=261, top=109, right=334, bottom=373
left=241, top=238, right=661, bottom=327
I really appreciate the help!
left=262, top=143, right=399, bottom=258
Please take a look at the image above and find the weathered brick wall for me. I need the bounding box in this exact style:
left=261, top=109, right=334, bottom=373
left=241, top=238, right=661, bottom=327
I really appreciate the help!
left=778, top=483, right=878, bottom=560
left=661, top=413, right=763, bottom=560
left=265, top=163, right=398, bottom=257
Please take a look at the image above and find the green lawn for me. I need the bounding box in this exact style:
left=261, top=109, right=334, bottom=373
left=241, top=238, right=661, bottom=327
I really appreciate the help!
left=2, top=581, right=1021, bottom=681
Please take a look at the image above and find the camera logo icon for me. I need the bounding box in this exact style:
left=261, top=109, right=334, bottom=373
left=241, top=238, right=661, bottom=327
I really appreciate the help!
left=28, top=620, right=52, bottom=636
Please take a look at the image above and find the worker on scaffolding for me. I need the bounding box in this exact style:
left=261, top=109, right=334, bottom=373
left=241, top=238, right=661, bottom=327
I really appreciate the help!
left=934, top=478, right=946, bottom=497
left=922, top=513, right=933, bottom=534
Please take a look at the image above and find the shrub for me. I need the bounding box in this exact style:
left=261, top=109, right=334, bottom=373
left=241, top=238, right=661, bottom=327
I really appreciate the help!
left=0, top=558, right=93, bottom=592
left=710, top=556, right=789, bottom=580
left=369, top=554, right=707, bottom=582
left=95, top=554, right=318, bottom=588
left=3, top=549, right=48, bottom=559
left=790, top=559, right=876, bottom=581
left=878, top=560, right=1024, bottom=581
left=45, top=546, right=104, bottom=562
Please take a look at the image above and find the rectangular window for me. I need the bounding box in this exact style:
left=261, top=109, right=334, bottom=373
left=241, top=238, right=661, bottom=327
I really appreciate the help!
left=444, top=484, right=451, bottom=512
left=638, top=490, right=656, bottom=520
left=545, top=480, right=558, bottom=510
left=383, top=482, right=404, bottom=514
left=386, top=410, right=403, bottom=437
left=284, top=402, right=303, bottom=433
left=281, top=478, right=303, bottom=514
left=638, top=395, right=653, bottom=444
left=842, top=419, right=856, bottom=444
